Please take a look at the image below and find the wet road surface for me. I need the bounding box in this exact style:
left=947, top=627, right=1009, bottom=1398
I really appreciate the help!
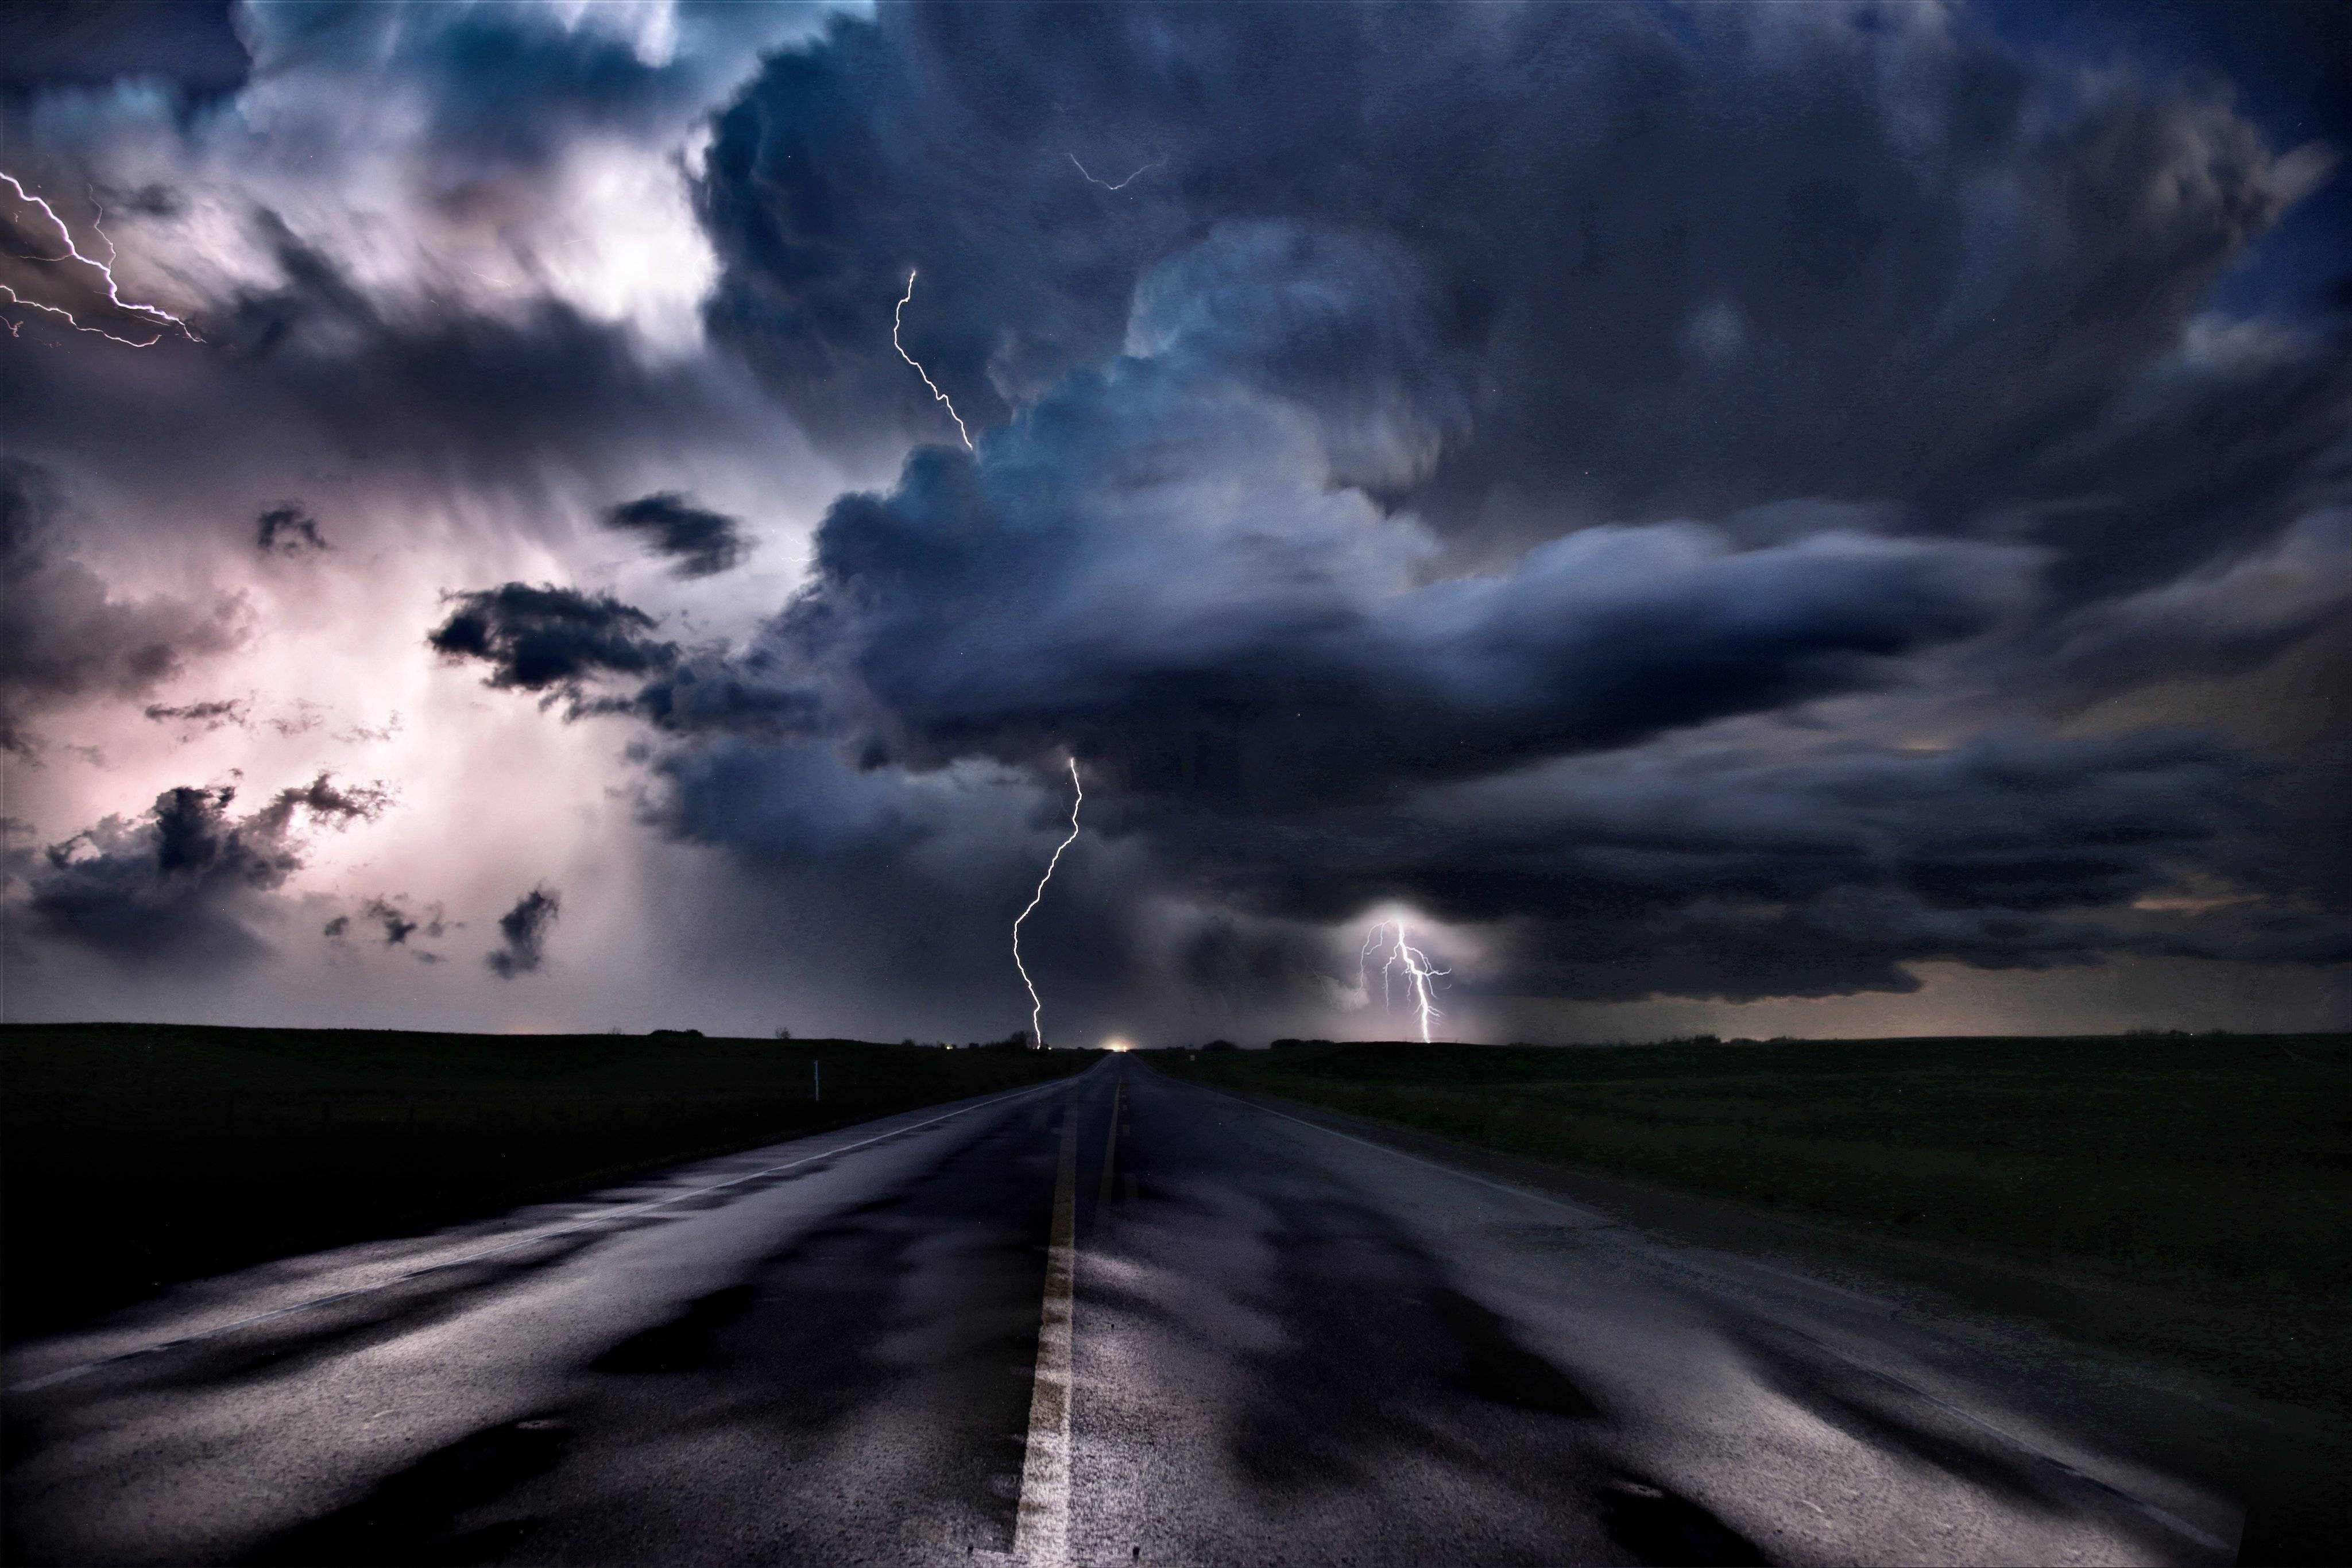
left=2, top=1060, right=2243, bottom=1565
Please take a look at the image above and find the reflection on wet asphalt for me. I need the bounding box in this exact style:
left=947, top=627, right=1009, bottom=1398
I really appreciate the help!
left=2, top=1063, right=2241, bottom=1565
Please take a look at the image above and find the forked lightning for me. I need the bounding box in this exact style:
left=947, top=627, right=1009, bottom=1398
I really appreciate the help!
left=1012, top=758, right=1084, bottom=1048
left=2, top=171, right=200, bottom=346
left=892, top=269, right=973, bottom=450
left=1362, top=920, right=1449, bottom=1044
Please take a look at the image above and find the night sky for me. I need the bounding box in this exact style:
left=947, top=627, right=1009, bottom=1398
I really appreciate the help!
left=2, top=1, right=2344, bottom=1044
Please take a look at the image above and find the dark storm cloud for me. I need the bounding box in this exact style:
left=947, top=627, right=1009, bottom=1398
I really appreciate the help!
left=608, top=175, right=2336, bottom=1021
left=1099, top=728, right=2346, bottom=1002
left=1, top=460, right=248, bottom=756
left=365, top=897, right=419, bottom=947
left=238, top=772, right=394, bottom=837
left=602, top=492, right=752, bottom=578
left=2003, top=315, right=2350, bottom=604
left=623, top=653, right=824, bottom=737
left=650, top=740, right=946, bottom=868
left=1497, top=884, right=2352, bottom=1008
left=1177, top=916, right=1333, bottom=1015
left=640, top=738, right=1168, bottom=1040
left=639, top=737, right=2327, bottom=1042
left=694, top=2, right=2338, bottom=580
left=469, top=226, right=2039, bottom=816
left=625, top=0, right=2352, bottom=1025
left=23, top=773, right=392, bottom=967
left=764, top=227, right=2038, bottom=808
left=428, top=583, right=678, bottom=700
left=639, top=714, right=2341, bottom=1015
left=486, top=887, right=560, bottom=979
left=5, top=0, right=2339, bottom=1029
left=0, top=0, right=249, bottom=98
left=1200, top=731, right=2258, bottom=923
left=430, top=582, right=822, bottom=737
left=1976, top=0, right=2351, bottom=319
left=2022, top=509, right=2350, bottom=710
left=256, top=505, right=329, bottom=556
left=355, top=895, right=446, bottom=949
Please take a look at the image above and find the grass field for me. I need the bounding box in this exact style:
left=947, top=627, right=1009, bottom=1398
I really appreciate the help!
left=1157, top=1033, right=2352, bottom=1408
left=1, top=1023, right=1086, bottom=1339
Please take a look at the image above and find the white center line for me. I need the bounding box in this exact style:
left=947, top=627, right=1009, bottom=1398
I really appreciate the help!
left=1013, top=1099, right=1080, bottom=1565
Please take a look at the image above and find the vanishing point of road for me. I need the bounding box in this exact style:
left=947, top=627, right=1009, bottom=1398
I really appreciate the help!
left=1, top=1059, right=2241, bottom=1565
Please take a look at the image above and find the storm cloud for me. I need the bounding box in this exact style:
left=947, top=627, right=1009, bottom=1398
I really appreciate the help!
left=428, top=579, right=823, bottom=738
left=603, top=492, right=752, bottom=578
left=486, top=887, right=560, bottom=979
left=1123, top=728, right=2337, bottom=1002
left=24, top=773, right=392, bottom=967
left=1, top=0, right=2342, bottom=1038
left=765, top=225, right=2043, bottom=808
left=695, top=3, right=2341, bottom=581
left=364, top=897, right=417, bottom=947
left=427, top=583, right=678, bottom=698
left=631, top=1, right=2346, bottom=1030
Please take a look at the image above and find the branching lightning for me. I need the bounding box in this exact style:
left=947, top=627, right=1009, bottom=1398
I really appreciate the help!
left=1, top=172, right=200, bottom=346
left=1013, top=758, right=1084, bottom=1048
left=1067, top=152, right=1163, bottom=192
left=85, top=185, right=116, bottom=265
left=892, top=269, right=972, bottom=450
left=1361, top=920, right=1449, bottom=1044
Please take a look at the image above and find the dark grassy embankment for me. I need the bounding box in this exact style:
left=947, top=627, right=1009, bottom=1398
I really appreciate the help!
left=1159, top=1034, right=2350, bottom=1407
left=1, top=1023, right=1086, bottom=1340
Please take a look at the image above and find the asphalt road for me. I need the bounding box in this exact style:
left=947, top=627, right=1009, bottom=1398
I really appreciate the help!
left=1, top=1059, right=2245, bottom=1566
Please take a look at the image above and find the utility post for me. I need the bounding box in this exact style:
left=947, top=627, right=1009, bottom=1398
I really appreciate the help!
left=813, top=1059, right=821, bottom=1103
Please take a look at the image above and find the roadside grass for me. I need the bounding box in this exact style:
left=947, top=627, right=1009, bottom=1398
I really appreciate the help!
left=1, top=1023, right=1086, bottom=1340
left=1157, top=1034, right=2351, bottom=1407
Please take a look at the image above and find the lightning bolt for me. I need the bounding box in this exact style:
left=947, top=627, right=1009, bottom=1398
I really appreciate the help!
left=1067, top=152, right=1163, bottom=192
left=1361, top=920, right=1449, bottom=1044
left=1, top=172, right=200, bottom=346
left=1012, top=757, right=1084, bottom=1048
left=892, top=269, right=972, bottom=450
left=86, top=186, right=117, bottom=265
